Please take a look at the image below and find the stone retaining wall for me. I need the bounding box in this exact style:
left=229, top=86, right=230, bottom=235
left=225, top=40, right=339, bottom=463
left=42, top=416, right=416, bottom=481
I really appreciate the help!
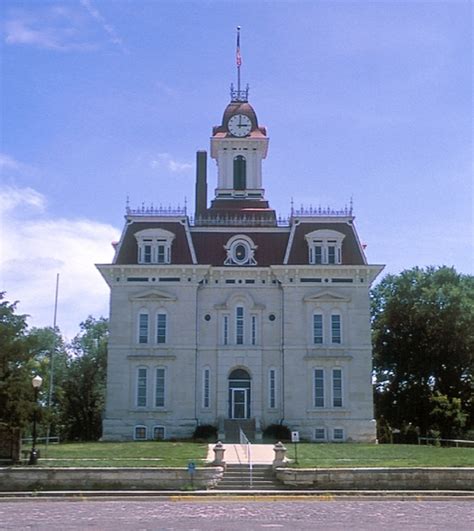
left=275, top=467, right=474, bottom=490
left=0, top=467, right=224, bottom=491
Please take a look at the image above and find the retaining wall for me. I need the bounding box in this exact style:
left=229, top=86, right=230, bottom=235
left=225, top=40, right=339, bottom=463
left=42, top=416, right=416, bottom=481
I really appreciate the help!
left=275, top=467, right=474, bottom=490
left=0, top=467, right=224, bottom=491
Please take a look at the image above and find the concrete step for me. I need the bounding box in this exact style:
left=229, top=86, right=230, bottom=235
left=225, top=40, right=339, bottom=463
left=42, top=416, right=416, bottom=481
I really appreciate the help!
left=214, top=464, right=282, bottom=491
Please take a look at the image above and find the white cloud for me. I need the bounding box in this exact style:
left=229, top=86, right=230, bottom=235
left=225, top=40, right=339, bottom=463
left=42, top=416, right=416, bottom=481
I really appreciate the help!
left=0, top=185, right=120, bottom=340
left=80, top=0, right=127, bottom=53
left=151, top=153, right=193, bottom=173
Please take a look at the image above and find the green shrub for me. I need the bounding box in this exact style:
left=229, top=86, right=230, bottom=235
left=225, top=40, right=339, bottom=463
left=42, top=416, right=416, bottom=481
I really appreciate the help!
left=192, top=424, right=218, bottom=442
left=262, top=423, right=291, bottom=442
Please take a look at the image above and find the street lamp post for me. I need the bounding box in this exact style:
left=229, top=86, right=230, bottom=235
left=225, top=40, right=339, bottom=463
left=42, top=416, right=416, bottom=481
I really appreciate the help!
left=28, top=375, right=43, bottom=465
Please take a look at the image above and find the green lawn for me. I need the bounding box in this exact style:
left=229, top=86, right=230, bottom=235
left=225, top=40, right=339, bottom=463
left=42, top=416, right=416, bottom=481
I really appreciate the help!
left=24, top=441, right=473, bottom=468
left=31, top=441, right=208, bottom=467
left=290, top=443, right=474, bottom=468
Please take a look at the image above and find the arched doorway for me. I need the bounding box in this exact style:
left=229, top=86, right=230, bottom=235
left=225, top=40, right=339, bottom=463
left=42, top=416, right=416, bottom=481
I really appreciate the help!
left=228, top=368, right=251, bottom=419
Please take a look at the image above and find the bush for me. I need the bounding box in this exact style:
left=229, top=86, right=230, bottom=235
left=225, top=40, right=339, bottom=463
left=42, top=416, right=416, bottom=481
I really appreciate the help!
left=262, top=423, right=291, bottom=442
left=192, top=424, right=218, bottom=442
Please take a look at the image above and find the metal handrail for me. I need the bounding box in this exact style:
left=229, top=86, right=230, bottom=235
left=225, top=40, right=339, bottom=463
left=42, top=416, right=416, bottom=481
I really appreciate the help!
left=239, top=427, right=253, bottom=489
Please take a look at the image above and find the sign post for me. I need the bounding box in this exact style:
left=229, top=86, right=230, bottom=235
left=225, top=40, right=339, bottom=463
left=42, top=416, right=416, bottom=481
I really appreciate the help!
left=291, top=431, right=299, bottom=464
left=187, top=461, right=196, bottom=489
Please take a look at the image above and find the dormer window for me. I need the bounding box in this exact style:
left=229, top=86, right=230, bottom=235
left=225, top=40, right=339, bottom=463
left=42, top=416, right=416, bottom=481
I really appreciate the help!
left=305, top=230, right=345, bottom=265
left=224, top=235, right=257, bottom=266
left=135, top=228, right=175, bottom=265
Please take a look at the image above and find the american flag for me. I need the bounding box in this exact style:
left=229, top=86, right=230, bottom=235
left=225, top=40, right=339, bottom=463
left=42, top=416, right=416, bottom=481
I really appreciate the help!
left=236, top=29, right=242, bottom=67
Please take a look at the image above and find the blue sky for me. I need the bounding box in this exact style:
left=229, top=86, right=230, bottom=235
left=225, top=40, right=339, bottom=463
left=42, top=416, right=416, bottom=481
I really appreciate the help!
left=1, top=0, right=472, bottom=338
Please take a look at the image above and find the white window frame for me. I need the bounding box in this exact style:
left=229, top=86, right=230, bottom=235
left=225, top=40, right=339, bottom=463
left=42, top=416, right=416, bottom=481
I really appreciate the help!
left=268, top=368, right=277, bottom=409
left=135, top=228, right=175, bottom=265
left=314, top=368, right=325, bottom=408
left=202, top=367, right=211, bottom=409
left=332, top=367, right=343, bottom=408
left=224, top=235, right=257, bottom=266
left=136, top=366, right=148, bottom=407
left=155, top=367, right=166, bottom=408
left=236, top=306, right=244, bottom=345
left=305, top=230, right=345, bottom=265
left=156, top=311, right=167, bottom=344
left=223, top=314, right=229, bottom=345
left=134, top=425, right=147, bottom=440
left=331, top=313, right=342, bottom=344
left=314, top=427, right=327, bottom=442
left=333, top=427, right=345, bottom=442
left=153, top=425, right=166, bottom=440
left=138, top=311, right=149, bottom=344
left=313, top=313, right=324, bottom=344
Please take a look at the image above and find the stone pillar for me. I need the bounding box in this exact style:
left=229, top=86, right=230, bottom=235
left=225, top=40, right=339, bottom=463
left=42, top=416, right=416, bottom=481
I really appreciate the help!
left=213, top=441, right=226, bottom=466
left=273, top=441, right=287, bottom=468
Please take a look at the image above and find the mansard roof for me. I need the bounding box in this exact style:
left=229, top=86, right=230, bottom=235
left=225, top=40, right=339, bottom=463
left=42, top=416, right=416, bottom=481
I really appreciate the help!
left=112, top=216, right=367, bottom=267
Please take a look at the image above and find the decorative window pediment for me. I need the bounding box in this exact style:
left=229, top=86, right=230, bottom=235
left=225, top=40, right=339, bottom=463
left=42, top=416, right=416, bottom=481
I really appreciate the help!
left=304, top=290, right=351, bottom=303
left=305, top=229, right=345, bottom=265
left=129, top=288, right=177, bottom=302
left=224, top=235, right=257, bottom=266
left=135, top=228, right=175, bottom=264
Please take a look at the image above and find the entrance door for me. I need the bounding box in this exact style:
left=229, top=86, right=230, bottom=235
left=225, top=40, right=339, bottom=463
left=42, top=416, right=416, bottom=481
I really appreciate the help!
left=231, top=388, right=248, bottom=419
left=228, top=368, right=251, bottom=419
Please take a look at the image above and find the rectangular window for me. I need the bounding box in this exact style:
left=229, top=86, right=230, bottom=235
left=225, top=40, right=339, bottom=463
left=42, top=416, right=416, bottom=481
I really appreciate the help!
left=333, top=428, right=344, bottom=441
left=332, top=368, right=343, bottom=407
left=137, top=368, right=147, bottom=407
left=153, top=426, right=165, bottom=440
left=251, top=315, right=257, bottom=345
left=155, top=368, right=165, bottom=407
left=315, top=428, right=326, bottom=441
left=313, top=314, right=323, bottom=344
left=156, top=313, right=167, bottom=344
left=134, top=426, right=147, bottom=440
left=314, top=244, right=323, bottom=264
left=314, top=369, right=325, bottom=408
left=203, top=368, right=210, bottom=408
left=138, top=313, right=149, bottom=344
left=143, top=244, right=152, bottom=263
left=331, top=314, right=341, bottom=344
left=328, top=245, right=336, bottom=264
left=157, top=244, right=166, bottom=263
left=223, top=315, right=229, bottom=345
left=269, top=369, right=276, bottom=409
left=236, top=307, right=244, bottom=345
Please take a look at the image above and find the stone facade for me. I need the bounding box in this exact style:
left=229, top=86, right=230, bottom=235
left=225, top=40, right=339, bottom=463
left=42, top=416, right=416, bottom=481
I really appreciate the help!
left=97, top=83, right=383, bottom=443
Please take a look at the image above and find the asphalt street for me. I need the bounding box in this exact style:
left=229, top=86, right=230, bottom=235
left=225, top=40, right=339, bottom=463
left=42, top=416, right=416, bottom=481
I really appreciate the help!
left=1, top=499, right=473, bottom=530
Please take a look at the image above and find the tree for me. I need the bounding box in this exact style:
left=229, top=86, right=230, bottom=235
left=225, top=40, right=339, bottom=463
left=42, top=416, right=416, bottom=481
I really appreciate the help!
left=61, top=316, right=108, bottom=440
left=0, top=293, right=39, bottom=429
left=371, top=267, right=474, bottom=437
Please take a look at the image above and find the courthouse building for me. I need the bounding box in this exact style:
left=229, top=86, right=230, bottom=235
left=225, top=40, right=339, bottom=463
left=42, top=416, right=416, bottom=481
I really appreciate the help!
left=97, top=65, right=383, bottom=442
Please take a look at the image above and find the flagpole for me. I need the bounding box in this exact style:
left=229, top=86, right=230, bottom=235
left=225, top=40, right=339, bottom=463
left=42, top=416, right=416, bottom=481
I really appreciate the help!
left=237, top=26, right=241, bottom=94
left=46, top=273, right=60, bottom=452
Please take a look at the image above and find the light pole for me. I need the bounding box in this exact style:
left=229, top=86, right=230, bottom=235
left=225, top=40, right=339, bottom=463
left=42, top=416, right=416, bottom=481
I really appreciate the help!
left=28, top=375, right=43, bottom=465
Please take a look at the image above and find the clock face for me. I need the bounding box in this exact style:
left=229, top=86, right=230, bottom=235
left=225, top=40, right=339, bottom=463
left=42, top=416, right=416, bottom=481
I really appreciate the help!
left=228, top=114, right=252, bottom=137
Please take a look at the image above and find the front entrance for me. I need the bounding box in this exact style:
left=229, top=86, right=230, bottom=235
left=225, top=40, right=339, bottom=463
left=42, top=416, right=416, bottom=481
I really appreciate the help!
left=228, top=368, right=251, bottom=419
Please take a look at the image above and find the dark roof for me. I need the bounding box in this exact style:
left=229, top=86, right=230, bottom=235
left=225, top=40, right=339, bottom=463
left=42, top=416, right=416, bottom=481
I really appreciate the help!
left=287, top=221, right=365, bottom=265
left=113, top=218, right=366, bottom=267
left=114, top=221, right=193, bottom=265
left=192, top=231, right=289, bottom=266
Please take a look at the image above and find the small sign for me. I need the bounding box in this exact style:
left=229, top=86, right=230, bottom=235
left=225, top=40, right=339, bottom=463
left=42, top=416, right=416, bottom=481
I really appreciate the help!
left=187, top=461, right=196, bottom=474
left=291, top=431, right=300, bottom=443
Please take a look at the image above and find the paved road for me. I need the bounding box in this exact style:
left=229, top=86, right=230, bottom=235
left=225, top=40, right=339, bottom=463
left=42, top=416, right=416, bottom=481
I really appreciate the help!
left=1, top=500, right=473, bottom=530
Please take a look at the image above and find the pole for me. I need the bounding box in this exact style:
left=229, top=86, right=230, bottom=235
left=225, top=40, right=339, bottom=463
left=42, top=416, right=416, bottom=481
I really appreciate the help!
left=29, top=388, right=39, bottom=465
left=46, top=273, right=59, bottom=452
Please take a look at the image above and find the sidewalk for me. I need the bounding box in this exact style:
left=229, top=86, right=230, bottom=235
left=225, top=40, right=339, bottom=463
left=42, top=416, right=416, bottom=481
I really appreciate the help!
left=206, top=443, right=275, bottom=464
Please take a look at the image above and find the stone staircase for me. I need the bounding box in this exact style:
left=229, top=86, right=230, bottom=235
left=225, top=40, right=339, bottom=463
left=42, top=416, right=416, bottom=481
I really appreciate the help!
left=224, top=419, right=256, bottom=442
left=214, top=464, right=282, bottom=491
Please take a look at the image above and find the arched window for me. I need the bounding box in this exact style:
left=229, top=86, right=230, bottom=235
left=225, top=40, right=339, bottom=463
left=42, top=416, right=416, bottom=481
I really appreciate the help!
left=233, top=155, right=246, bottom=190
left=228, top=368, right=251, bottom=419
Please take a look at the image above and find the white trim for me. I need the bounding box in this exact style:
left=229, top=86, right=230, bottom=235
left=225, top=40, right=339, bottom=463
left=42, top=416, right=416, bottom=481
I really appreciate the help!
left=153, top=425, right=166, bottom=440
left=155, top=366, right=166, bottom=408
left=314, top=427, right=327, bottom=442
left=136, top=366, right=148, bottom=407
left=331, top=312, right=342, bottom=344
left=313, top=367, right=325, bottom=408
left=333, top=427, right=345, bottom=442
left=331, top=367, right=344, bottom=408
left=134, top=425, right=148, bottom=440
left=283, top=220, right=298, bottom=265
left=156, top=310, right=168, bottom=344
